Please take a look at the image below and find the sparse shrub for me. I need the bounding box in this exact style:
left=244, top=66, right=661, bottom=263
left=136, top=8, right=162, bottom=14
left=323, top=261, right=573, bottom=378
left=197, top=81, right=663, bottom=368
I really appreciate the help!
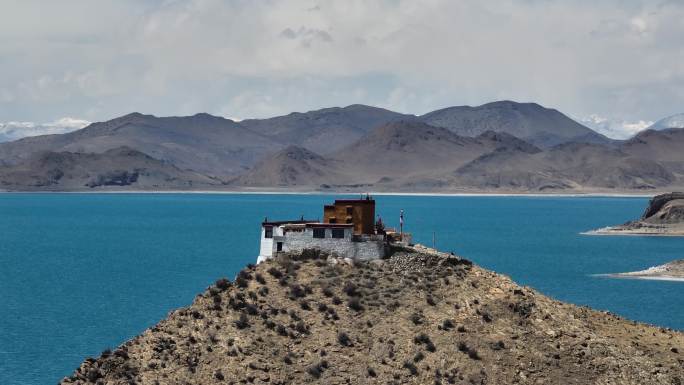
left=332, top=296, right=342, bottom=305
left=410, top=313, right=423, bottom=325
left=267, top=267, right=283, bottom=279
left=317, top=303, right=328, bottom=312
left=245, top=303, right=258, bottom=315
left=468, top=348, right=481, bottom=360
left=300, top=300, right=312, bottom=311
left=238, top=270, right=253, bottom=281
left=258, top=286, right=269, bottom=297
left=481, top=311, right=493, bottom=323
left=255, top=273, right=266, bottom=284
left=295, top=321, right=309, bottom=334
left=307, top=360, right=328, bottom=378
left=248, top=291, right=257, bottom=301
left=214, top=370, right=225, bottom=380
left=491, top=340, right=505, bottom=350
left=348, top=297, right=364, bottom=312
left=426, top=295, right=436, bottom=306
left=322, top=286, right=334, bottom=297
left=442, top=319, right=454, bottom=330
left=337, top=332, right=352, bottom=346
left=414, top=333, right=432, bottom=345
left=343, top=282, right=360, bottom=297
left=283, top=354, right=293, bottom=365
left=457, top=325, right=467, bottom=333
left=457, top=341, right=468, bottom=352
left=234, top=313, right=250, bottom=329
left=276, top=324, right=288, bottom=336
left=235, top=276, right=249, bottom=288
left=289, top=284, right=307, bottom=299
left=426, top=341, right=436, bottom=352
left=191, top=310, right=203, bottom=319
left=403, top=361, right=418, bottom=376
left=215, top=278, right=231, bottom=290
left=413, top=351, right=425, bottom=362
left=367, top=367, right=377, bottom=377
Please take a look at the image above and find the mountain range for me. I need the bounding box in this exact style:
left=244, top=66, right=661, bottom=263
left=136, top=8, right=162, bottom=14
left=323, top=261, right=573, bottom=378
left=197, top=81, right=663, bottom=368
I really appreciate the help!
left=1, top=101, right=682, bottom=192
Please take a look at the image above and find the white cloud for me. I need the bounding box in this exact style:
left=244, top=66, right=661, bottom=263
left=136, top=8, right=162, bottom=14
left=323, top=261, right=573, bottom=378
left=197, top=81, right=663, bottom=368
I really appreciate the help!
left=0, top=0, right=682, bottom=125
left=580, top=114, right=653, bottom=139
left=0, top=117, right=90, bottom=142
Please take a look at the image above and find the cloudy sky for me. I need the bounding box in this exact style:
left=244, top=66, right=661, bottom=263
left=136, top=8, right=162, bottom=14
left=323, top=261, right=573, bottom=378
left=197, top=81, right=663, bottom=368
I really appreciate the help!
left=1, top=0, right=683, bottom=140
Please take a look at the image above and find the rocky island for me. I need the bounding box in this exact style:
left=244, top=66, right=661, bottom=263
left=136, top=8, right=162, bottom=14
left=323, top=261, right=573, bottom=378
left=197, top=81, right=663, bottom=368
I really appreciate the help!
left=60, top=246, right=683, bottom=385
left=588, top=192, right=684, bottom=236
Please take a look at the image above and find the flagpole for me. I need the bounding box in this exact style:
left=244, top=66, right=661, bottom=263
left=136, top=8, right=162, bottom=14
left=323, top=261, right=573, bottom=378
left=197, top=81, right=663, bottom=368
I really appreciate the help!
left=400, top=209, right=404, bottom=241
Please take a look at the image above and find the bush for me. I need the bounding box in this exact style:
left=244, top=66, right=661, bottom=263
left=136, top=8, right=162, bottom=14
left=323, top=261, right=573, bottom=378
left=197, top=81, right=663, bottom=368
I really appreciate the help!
left=307, top=360, right=328, bottom=378
left=245, top=303, right=258, bottom=315
left=215, top=278, right=231, bottom=290
left=413, top=351, right=425, bottom=362
left=234, top=313, right=250, bottom=329
left=491, top=340, right=505, bottom=350
left=337, top=332, right=352, bottom=347
left=442, top=319, right=454, bottom=330
left=410, top=313, right=423, bottom=325
left=300, top=300, right=312, bottom=311
left=283, top=354, right=293, bottom=365
left=414, top=333, right=432, bottom=345
left=276, top=324, right=288, bottom=336
left=235, top=276, right=249, bottom=288
left=258, top=286, right=269, bottom=297
left=267, top=267, right=283, bottom=279
left=403, top=361, right=418, bottom=376
left=426, top=295, right=436, bottom=306
left=348, top=297, right=364, bottom=312
left=332, top=296, right=342, bottom=305
left=214, top=370, right=225, bottom=380
left=457, top=325, right=467, bottom=333
left=255, top=273, right=266, bottom=285
left=238, top=270, right=253, bottom=281
left=343, top=282, right=360, bottom=297
left=317, top=303, right=328, bottom=312
left=322, top=286, right=334, bottom=297
left=289, top=284, right=307, bottom=299
left=367, top=367, right=377, bottom=377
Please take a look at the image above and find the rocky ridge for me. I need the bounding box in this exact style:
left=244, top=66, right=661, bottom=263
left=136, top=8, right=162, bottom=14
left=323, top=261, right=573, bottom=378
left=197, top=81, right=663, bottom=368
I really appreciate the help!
left=60, top=246, right=683, bottom=385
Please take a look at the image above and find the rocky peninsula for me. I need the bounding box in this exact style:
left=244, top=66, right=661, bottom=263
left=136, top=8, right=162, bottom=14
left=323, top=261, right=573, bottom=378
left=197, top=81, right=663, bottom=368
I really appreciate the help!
left=60, top=246, right=683, bottom=385
left=605, top=259, right=684, bottom=282
left=588, top=192, right=684, bottom=236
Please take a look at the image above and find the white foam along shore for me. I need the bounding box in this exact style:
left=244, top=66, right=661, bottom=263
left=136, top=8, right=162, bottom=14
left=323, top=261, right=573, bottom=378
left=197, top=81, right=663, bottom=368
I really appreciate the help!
left=582, top=226, right=684, bottom=237
left=595, top=260, right=684, bottom=282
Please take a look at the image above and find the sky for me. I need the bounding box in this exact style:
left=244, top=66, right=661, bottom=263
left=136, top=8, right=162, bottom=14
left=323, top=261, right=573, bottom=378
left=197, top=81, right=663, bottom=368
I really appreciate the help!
left=0, top=0, right=683, bottom=140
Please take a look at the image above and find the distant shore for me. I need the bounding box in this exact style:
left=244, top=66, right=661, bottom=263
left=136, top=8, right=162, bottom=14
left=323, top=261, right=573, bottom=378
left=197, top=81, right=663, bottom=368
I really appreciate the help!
left=0, top=189, right=658, bottom=197
left=596, top=259, right=684, bottom=282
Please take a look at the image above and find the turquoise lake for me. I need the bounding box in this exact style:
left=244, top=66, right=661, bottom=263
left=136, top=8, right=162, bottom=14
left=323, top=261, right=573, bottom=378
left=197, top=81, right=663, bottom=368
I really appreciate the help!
left=1, top=193, right=683, bottom=384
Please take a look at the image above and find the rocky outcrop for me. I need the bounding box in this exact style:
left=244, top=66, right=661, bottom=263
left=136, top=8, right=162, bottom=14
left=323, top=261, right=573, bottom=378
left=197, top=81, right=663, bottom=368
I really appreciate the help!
left=641, top=192, right=684, bottom=223
left=586, top=193, right=684, bottom=236
left=60, top=247, right=683, bottom=385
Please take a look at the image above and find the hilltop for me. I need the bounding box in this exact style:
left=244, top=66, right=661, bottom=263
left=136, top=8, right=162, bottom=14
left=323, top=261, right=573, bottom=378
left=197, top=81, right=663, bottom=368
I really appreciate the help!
left=60, top=247, right=683, bottom=385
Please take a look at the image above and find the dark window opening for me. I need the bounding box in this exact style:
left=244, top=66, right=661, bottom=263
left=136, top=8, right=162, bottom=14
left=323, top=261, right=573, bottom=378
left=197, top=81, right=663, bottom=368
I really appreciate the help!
left=328, top=217, right=337, bottom=223
left=276, top=242, right=283, bottom=252
left=264, top=226, right=273, bottom=238
left=331, top=228, right=345, bottom=238
left=313, top=228, right=326, bottom=238
left=346, top=217, right=353, bottom=224
left=346, top=206, right=353, bottom=215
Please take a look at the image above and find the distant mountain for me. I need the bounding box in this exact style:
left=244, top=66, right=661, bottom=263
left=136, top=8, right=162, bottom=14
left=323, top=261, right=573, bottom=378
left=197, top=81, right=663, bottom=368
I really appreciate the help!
left=451, top=142, right=675, bottom=191
left=0, top=113, right=281, bottom=178
left=0, top=146, right=220, bottom=191
left=230, top=146, right=350, bottom=187
left=240, top=104, right=410, bottom=154
left=2, top=102, right=682, bottom=192
left=648, top=113, right=684, bottom=131
left=420, top=101, right=612, bottom=148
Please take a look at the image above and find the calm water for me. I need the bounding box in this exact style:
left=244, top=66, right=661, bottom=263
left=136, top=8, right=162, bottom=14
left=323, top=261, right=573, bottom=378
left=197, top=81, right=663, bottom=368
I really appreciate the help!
left=1, top=193, right=683, bottom=384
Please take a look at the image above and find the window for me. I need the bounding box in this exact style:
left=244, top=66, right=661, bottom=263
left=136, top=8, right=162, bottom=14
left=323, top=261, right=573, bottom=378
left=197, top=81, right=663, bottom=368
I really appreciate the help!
left=313, top=228, right=325, bottom=238
left=276, top=242, right=283, bottom=252
left=328, top=217, right=337, bottom=223
left=331, top=228, right=345, bottom=239
left=264, top=226, right=273, bottom=238
left=346, top=206, right=353, bottom=215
